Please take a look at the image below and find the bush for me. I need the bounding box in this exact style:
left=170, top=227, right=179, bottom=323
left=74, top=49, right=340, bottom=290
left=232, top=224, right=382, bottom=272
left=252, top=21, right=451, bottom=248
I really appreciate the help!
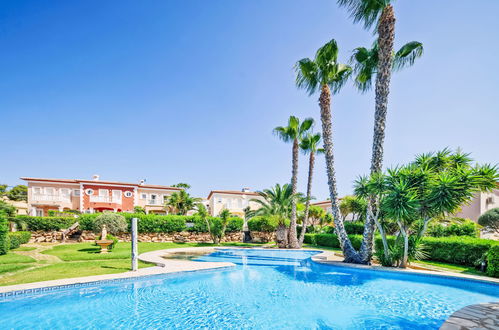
left=478, top=208, right=499, bottom=233
left=7, top=231, right=31, bottom=249
left=247, top=216, right=278, bottom=232
left=96, top=233, right=118, bottom=251
left=226, top=217, right=244, bottom=232
left=427, top=220, right=479, bottom=238
left=421, top=236, right=498, bottom=267
left=0, top=213, right=8, bottom=255
left=309, top=233, right=363, bottom=250
left=134, top=214, right=186, bottom=233
left=13, top=216, right=77, bottom=231
left=93, top=214, right=127, bottom=235
left=344, top=222, right=365, bottom=235
left=487, top=245, right=499, bottom=277
left=47, top=210, right=80, bottom=217
left=304, top=233, right=316, bottom=244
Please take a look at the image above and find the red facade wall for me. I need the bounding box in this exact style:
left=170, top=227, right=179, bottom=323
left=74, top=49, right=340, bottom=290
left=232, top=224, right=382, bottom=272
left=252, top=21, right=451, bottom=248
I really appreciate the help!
left=82, top=184, right=134, bottom=212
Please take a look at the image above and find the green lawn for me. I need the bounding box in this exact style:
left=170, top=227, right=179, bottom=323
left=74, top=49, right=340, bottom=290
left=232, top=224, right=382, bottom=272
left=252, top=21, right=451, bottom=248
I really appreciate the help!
left=414, top=260, right=484, bottom=276
left=0, top=242, right=267, bottom=286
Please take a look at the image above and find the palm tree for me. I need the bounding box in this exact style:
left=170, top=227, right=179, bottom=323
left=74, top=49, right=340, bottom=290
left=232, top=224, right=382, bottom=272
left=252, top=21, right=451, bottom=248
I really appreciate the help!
left=274, top=116, right=313, bottom=248
left=252, top=183, right=303, bottom=248
left=165, top=191, right=201, bottom=215
left=337, top=0, right=422, bottom=264
left=297, top=132, right=324, bottom=247
left=295, top=39, right=360, bottom=262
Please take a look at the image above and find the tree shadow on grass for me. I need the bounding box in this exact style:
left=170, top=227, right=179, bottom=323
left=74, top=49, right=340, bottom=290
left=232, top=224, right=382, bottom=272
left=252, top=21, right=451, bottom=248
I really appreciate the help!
left=78, top=248, right=101, bottom=254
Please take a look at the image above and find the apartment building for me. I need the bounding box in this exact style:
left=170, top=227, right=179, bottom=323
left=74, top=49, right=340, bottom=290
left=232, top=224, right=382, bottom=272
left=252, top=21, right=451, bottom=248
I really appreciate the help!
left=455, top=189, right=499, bottom=223
left=22, top=175, right=182, bottom=216
left=206, top=188, right=264, bottom=217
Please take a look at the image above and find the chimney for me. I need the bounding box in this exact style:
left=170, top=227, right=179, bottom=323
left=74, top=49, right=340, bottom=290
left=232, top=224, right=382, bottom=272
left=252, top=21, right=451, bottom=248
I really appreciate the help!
left=92, top=174, right=100, bottom=181
left=242, top=187, right=250, bottom=193
left=139, top=179, right=146, bottom=186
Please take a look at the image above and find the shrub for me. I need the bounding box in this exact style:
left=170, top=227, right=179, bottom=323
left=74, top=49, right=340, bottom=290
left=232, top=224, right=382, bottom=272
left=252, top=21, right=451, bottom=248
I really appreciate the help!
left=487, top=245, right=499, bottom=277
left=96, top=233, right=118, bottom=251
left=344, top=222, right=365, bottom=235
left=421, top=236, right=498, bottom=267
left=13, top=216, right=77, bottom=231
left=226, top=217, right=244, bottom=232
left=247, top=216, right=278, bottom=232
left=0, top=213, right=8, bottom=255
left=304, top=233, right=316, bottom=244
left=7, top=231, right=31, bottom=249
left=478, top=208, right=499, bottom=233
left=93, top=213, right=127, bottom=235
left=47, top=210, right=80, bottom=217
left=134, top=214, right=186, bottom=233
left=310, top=234, right=363, bottom=250
left=426, top=220, right=479, bottom=238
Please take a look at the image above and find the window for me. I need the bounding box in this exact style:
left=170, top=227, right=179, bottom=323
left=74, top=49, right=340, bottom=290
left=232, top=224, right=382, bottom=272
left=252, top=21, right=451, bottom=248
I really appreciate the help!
left=73, top=189, right=81, bottom=197
left=238, top=199, right=243, bottom=208
left=85, top=188, right=94, bottom=196
left=45, top=187, right=55, bottom=196
left=112, top=190, right=122, bottom=200
left=124, top=191, right=133, bottom=198
left=217, top=197, right=223, bottom=204
left=140, top=193, right=147, bottom=200
left=33, top=187, right=42, bottom=195
left=99, top=189, right=108, bottom=197
left=151, top=194, right=157, bottom=200
left=60, top=188, right=70, bottom=196
left=35, top=209, right=43, bottom=217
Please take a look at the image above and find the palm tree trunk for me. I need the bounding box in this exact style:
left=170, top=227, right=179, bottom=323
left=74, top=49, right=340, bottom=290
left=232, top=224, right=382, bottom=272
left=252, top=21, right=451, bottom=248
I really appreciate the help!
left=298, top=151, right=315, bottom=247
left=288, top=138, right=300, bottom=248
left=359, top=4, right=396, bottom=264
left=397, top=221, right=409, bottom=268
left=319, top=84, right=361, bottom=263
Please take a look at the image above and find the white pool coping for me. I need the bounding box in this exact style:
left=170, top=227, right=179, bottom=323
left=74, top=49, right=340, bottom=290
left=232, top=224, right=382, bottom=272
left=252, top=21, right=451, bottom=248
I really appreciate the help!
left=0, top=247, right=497, bottom=295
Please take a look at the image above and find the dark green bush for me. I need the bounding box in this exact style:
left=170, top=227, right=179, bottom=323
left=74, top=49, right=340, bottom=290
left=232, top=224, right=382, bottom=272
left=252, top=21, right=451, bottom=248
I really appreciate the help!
left=93, top=213, right=127, bottom=235
left=487, top=245, right=499, bottom=278
left=7, top=231, right=31, bottom=249
left=310, top=234, right=363, bottom=250
left=134, top=214, right=186, bottom=233
left=0, top=213, right=8, bottom=255
left=304, top=233, right=315, bottom=244
left=421, top=236, right=497, bottom=267
left=226, top=217, right=243, bottom=232
left=13, top=216, right=77, bottom=231
left=344, top=222, right=365, bottom=235
left=247, top=216, right=278, bottom=232
left=426, top=220, right=479, bottom=238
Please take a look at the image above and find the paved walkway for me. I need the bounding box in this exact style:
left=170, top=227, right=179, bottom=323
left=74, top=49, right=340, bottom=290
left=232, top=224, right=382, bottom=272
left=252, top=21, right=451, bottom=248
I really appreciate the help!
left=440, top=303, right=499, bottom=330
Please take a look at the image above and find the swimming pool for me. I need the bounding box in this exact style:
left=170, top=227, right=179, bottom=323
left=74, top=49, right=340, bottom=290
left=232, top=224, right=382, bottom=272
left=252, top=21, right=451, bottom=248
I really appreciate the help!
left=0, top=248, right=497, bottom=329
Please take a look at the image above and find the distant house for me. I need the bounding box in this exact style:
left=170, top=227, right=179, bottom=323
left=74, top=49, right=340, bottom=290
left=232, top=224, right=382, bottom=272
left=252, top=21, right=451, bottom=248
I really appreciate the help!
left=311, top=198, right=355, bottom=221
left=1, top=196, right=28, bottom=215
left=206, top=188, right=264, bottom=217
left=455, top=189, right=499, bottom=223
left=21, top=175, right=182, bottom=216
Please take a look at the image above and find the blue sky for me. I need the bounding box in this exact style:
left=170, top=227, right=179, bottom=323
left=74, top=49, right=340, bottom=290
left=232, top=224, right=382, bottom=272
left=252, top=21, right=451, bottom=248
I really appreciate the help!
left=1, top=0, right=498, bottom=200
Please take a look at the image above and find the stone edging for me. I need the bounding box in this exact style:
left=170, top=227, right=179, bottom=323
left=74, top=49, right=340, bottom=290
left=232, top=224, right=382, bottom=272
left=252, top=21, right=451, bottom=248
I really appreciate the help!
left=439, top=303, right=499, bottom=329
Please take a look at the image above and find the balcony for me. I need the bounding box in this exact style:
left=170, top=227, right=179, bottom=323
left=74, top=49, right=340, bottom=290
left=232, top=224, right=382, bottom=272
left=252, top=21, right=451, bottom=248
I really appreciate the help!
left=90, top=196, right=121, bottom=204
left=147, top=199, right=164, bottom=206
left=32, top=194, right=70, bottom=203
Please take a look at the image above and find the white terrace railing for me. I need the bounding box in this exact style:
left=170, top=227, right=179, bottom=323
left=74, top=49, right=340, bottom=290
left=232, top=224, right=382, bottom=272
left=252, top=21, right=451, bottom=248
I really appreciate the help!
left=32, top=194, right=70, bottom=203
left=89, top=196, right=121, bottom=204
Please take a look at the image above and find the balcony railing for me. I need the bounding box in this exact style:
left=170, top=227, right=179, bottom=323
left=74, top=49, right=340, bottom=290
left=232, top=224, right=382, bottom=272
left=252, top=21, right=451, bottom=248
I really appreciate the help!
left=147, top=199, right=164, bottom=206
left=32, top=194, right=70, bottom=203
left=90, top=196, right=121, bottom=204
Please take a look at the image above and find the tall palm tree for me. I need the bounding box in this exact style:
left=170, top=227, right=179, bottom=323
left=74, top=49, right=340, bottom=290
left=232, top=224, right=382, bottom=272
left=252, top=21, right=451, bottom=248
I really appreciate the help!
left=351, top=40, right=423, bottom=263
left=295, top=39, right=361, bottom=263
left=297, top=132, right=324, bottom=247
left=252, top=183, right=303, bottom=248
left=274, top=116, right=313, bottom=248
left=337, top=0, right=420, bottom=264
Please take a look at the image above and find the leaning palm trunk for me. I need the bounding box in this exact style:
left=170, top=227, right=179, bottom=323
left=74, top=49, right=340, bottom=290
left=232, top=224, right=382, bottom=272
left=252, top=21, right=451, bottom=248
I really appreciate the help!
left=288, top=139, right=300, bottom=248
left=298, top=151, right=315, bottom=247
left=359, top=4, right=396, bottom=264
left=396, top=220, right=409, bottom=268
left=366, top=204, right=391, bottom=263
left=319, top=84, right=361, bottom=263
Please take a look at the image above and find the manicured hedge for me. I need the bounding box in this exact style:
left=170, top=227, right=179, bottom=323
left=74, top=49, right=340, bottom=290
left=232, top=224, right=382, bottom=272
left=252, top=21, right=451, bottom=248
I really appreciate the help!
left=321, top=222, right=365, bottom=235
left=8, top=231, right=31, bottom=249
left=309, top=233, right=363, bottom=250
left=421, top=236, right=497, bottom=267
left=78, top=213, right=244, bottom=233
left=13, top=216, right=77, bottom=231
left=487, top=245, right=499, bottom=277
left=0, top=213, right=8, bottom=255
left=247, top=216, right=278, bottom=232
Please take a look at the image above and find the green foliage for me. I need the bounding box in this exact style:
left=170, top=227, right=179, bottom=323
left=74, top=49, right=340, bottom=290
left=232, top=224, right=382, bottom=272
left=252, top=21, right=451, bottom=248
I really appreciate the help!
left=303, top=233, right=316, bottom=245
left=93, top=214, right=127, bottom=235
left=487, top=245, right=499, bottom=277
left=0, top=200, right=16, bottom=217
left=478, top=208, right=499, bottom=233
left=165, top=190, right=201, bottom=215
left=47, top=210, right=80, bottom=217
left=7, top=231, right=31, bottom=250
left=309, top=233, right=363, bottom=250
left=344, top=221, right=365, bottom=235
left=426, top=219, right=479, bottom=238
left=96, top=234, right=118, bottom=251
left=0, top=213, right=9, bottom=255
left=171, top=183, right=191, bottom=189
left=247, top=216, right=279, bottom=232
left=13, top=216, right=77, bottom=231
left=133, top=206, right=146, bottom=214
left=225, top=217, right=244, bottom=232
left=421, top=236, right=497, bottom=267
left=7, top=185, right=28, bottom=201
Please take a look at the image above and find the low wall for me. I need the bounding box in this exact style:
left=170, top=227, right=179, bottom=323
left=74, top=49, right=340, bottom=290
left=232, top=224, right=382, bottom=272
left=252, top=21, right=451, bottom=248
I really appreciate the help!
left=29, top=231, right=275, bottom=244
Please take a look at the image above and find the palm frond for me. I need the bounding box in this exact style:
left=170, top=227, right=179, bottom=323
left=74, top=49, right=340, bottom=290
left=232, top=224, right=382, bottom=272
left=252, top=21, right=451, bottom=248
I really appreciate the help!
left=393, top=41, right=424, bottom=71
left=337, top=0, right=388, bottom=30
left=295, top=58, right=319, bottom=96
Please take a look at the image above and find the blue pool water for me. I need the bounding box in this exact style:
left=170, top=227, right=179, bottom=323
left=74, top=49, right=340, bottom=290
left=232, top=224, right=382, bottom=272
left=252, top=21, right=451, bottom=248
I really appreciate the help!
left=0, top=248, right=498, bottom=329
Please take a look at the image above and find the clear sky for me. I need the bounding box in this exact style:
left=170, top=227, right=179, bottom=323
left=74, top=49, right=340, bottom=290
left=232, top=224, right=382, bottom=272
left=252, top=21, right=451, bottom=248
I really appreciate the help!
left=1, top=0, right=498, bottom=200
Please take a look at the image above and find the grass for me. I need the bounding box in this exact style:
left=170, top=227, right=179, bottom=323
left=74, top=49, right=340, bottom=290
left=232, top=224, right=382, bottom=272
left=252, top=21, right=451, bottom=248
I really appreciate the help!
left=0, top=241, right=267, bottom=286
left=13, top=246, right=36, bottom=252
left=414, top=260, right=484, bottom=276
